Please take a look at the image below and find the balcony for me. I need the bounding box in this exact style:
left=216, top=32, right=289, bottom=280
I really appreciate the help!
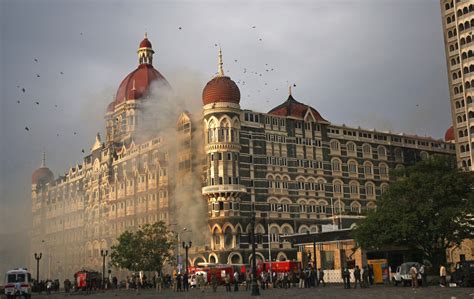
left=202, top=184, right=247, bottom=197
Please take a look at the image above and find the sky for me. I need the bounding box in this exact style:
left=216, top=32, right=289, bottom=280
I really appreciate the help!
left=0, top=0, right=451, bottom=267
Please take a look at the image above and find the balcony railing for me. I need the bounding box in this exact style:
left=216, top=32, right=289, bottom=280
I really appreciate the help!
left=202, top=184, right=247, bottom=196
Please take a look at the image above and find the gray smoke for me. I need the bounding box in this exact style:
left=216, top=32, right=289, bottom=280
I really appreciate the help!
left=137, top=68, right=209, bottom=246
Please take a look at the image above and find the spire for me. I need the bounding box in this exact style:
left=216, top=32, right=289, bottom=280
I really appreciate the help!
left=144, top=32, right=148, bottom=39
left=217, top=47, right=224, bottom=77
left=92, top=133, right=102, bottom=151
left=41, top=152, right=46, bottom=167
left=288, top=85, right=292, bottom=96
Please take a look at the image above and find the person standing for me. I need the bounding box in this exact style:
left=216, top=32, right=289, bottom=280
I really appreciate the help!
left=353, top=266, right=362, bottom=289
left=342, top=267, right=350, bottom=289
left=183, top=272, right=189, bottom=292
left=409, top=265, right=418, bottom=288
left=420, top=264, right=427, bottom=287
left=246, top=271, right=251, bottom=291
left=439, top=264, right=447, bottom=287
left=225, top=273, right=231, bottom=292
left=298, top=270, right=305, bottom=288
left=234, top=271, right=239, bottom=292
left=156, top=273, right=162, bottom=293
left=362, top=266, right=369, bottom=288
left=318, top=268, right=325, bottom=287
left=176, top=273, right=182, bottom=292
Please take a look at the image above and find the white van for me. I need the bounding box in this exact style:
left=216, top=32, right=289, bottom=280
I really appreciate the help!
left=4, top=268, right=32, bottom=299
left=392, top=262, right=421, bottom=286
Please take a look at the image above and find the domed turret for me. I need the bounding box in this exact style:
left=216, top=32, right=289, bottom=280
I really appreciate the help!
left=445, top=126, right=455, bottom=142
left=202, top=48, right=240, bottom=106
left=32, top=152, right=54, bottom=185
left=113, top=33, right=170, bottom=107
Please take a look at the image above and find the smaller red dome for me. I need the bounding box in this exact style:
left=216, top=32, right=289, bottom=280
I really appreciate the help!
left=445, top=126, right=455, bottom=142
left=139, top=37, right=152, bottom=48
left=32, top=167, right=54, bottom=185
left=268, top=94, right=328, bottom=122
left=202, top=76, right=240, bottom=105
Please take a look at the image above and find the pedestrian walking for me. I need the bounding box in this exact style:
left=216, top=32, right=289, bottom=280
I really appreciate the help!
left=439, top=264, right=447, bottom=287
left=353, top=266, right=362, bottom=289
left=318, top=268, right=325, bottom=287
left=342, top=267, right=351, bottom=289
left=299, top=270, right=305, bottom=288
left=211, top=274, right=218, bottom=292
left=176, top=273, right=182, bottom=292
left=420, top=264, right=427, bottom=287
left=362, top=266, right=370, bottom=288
left=183, top=273, right=189, bottom=292
left=234, top=271, right=239, bottom=291
left=409, top=265, right=418, bottom=288
left=246, top=271, right=251, bottom=291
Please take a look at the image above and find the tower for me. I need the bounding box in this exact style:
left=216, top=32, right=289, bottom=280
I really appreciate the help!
left=440, top=0, right=474, bottom=170
left=201, top=48, right=246, bottom=263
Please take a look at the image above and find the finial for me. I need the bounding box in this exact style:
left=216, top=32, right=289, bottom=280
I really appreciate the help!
left=218, top=47, right=224, bottom=77
left=41, top=152, right=46, bottom=167
left=288, top=85, right=292, bottom=96
left=144, top=32, right=148, bottom=39
left=132, top=79, right=136, bottom=91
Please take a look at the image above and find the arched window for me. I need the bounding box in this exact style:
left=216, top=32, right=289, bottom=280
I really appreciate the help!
left=380, top=183, right=389, bottom=195
left=468, top=96, right=473, bottom=104
left=378, top=146, right=387, bottom=159
left=213, top=229, right=221, bottom=249
left=330, top=140, right=340, bottom=151
left=333, top=180, right=343, bottom=195
left=365, top=182, right=375, bottom=198
left=331, top=159, right=341, bottom=172
left=362, top=144, right=372, bottom=157
left=224, top=227, right=233, bottom=249
left=420, top=151, right=429, bottom=160
left=346, top=142, right=356, bottom=155
left=348, top=160, right=358, bottom=175
left=349, top=181, right=359, bottom=197
left=379, top=163, right=389, bottom=177
left=367, top=202, right=376, bottom=212
left=350, top=202, right=361, bottom=214
left=333, top=200, right=345, bottom=214
left=364, top=161, right=373, bottom=176
left=318, top=201, right=328, bottom=214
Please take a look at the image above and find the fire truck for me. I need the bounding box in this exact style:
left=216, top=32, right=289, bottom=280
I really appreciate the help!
left=73, top=270, right=101, bottom=291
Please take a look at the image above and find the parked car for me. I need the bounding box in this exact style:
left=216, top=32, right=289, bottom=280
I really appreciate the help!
left=392, top=262, right=422, bottom=286
left=451, top=260, right=474, bottom=287
left=4, top=268, right=32, bottom=299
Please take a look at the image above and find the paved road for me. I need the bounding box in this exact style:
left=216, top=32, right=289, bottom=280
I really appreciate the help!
left=11, top=285, right=473, bottom=299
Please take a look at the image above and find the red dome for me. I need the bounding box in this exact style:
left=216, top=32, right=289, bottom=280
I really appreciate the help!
left=114, top=64, right=169, bottom=105
left=202, top=76, right=240, bottom=105
left=139, top=37, right=152, bottom=48
left=32, top=167, right=54, bottom=185
left=445, top=126, right=455, bottom=142
left=269, top=94, right=328, bottom=122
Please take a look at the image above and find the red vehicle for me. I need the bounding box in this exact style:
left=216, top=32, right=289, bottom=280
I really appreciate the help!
left=263, top=261, right=301, bottom=273
left=189, top=263, right=245, bottom=284
left=74, top=270, right=101, bottom=291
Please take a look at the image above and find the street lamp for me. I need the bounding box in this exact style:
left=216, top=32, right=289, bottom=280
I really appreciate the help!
left=100, top=249, right=108, bottom=289
left=182, top=241, right=192, bottom=276
left=34, top=252, right=42, bottom=283
left=250, top=203, right=260, bottom=296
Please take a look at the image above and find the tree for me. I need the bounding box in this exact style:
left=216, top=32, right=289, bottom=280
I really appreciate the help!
left=110, top=221, right=175, bottom=273
left=353, top=155, right=474, bottom=269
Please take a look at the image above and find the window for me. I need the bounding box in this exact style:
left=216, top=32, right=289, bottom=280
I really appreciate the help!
left=364, top=162, right=373, bottom=176
left=346, top=142, right=356, bottom=155
left=378, top=146, right=386, bottom=159
left=379, top=163, right=388, bottom=177
left=350, top=182, right=359, bottom=196
left=330, top=140, right=340, bottom=151
left=333, top=181, right=343, bottom=195
left=362, top=144, right=372, bottom=157
left=366, top=182, right=375, bottom=198
left=348, top=160, right=358, bottom=174
left=331, top=159, right=341, bottom=172
left=350, top=202, right=361, bottom=214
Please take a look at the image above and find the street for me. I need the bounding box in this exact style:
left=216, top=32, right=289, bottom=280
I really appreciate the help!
left=9, top=285, right=473, bottom=299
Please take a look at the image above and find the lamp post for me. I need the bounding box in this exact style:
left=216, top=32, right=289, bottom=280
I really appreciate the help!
left=250, top=204, right=260, bottom=296
left=182, top=241, right=192, bottom=276
left=100, top=249, right=108, bottom=289
left=34, top=252, right=42, bottom=283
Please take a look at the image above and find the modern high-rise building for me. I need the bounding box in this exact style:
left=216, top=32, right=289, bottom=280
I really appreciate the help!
left=440, top=0, right=474, bottom=170
left=31, top=34, right=456, bottom=280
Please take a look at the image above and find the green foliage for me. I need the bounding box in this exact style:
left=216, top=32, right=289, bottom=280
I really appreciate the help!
left=110, top=221, right=175, bottom=272
left=354, top=155, right=474, bottom=267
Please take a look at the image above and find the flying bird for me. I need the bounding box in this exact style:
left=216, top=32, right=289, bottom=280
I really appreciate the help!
left=234, top=59, right=238, bottom=62
left=251, top=26, right=256, bottom=29
left=57, top=133, right=60, bottom=137
left=214, top=43, right=218, bottom=47
left=81, top=149, right=85, bottom=153
left=178, top=26, right=182, bottom=30
left=17, top=100, right=20, bottom=103
left=35, top=101, right=40, bottom=105
left=293, top=83, right=296, bottom=87
left=34, top=58, right=38, bottom=62
left=54, top=104, right=58, bottom=108
left=74, top=132, right=77, bottom=135
left=25, top=127, right=29, bottom=131
left=80, top=32, right=83, bottom=35
left=60, top=72, right=64, bottom=75
left=36, top=74, right=40, bottom=78
left=22, top=88, right=26, bottom=93
left=259, top=38, right=262, bottom=41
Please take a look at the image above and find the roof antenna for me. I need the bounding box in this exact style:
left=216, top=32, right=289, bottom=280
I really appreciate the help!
left=41, top=152, right=46, bottom=167
left=218, top=46, right=224, bottom=77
